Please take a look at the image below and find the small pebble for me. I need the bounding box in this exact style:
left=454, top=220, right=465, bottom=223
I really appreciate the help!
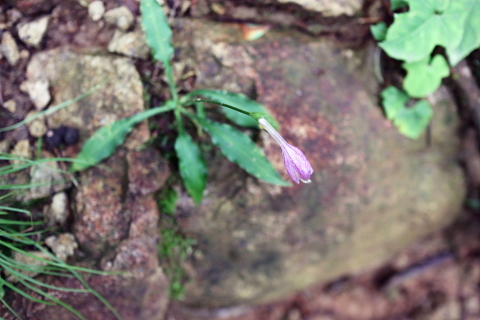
left=6, top=251, right=51, bottom=282
left=20, top=79, right=51, bottom=110
left=108, top=29, right=149, bottom=59
left=88, top=1, right=105, bottom=22
left=17, top=16, right=50, bottom=47
left=63, top=126, right=79, bottom=145
left=45, top=233, right=78, bottom=261
left=4, top=99, right=17, bottom=113
left=11, top=139, right=31, bottom=165
left=45, top=192, right=68, bottom=225
left=45, top=128, right=63, bottom=148
left=0, top=140, right=11, bottom=154
left=6, top=9, right=22, bottom=27
left=45, top=126, right=80, bottom=148
left=1, top=31, right=20, bottom=65
left=25, top=110, right=48, bottom=137
left=104, top=6, right=134, bottom=31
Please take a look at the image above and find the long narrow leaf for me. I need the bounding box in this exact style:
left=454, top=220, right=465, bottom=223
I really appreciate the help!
left=0, top=276, right=56, bottom=306
left=0, top=239, right=114, bottom=275
left=141, top=0, right=177, bottom=99
left=2, top=263, right=89, bottom=293
left=174, top=132, right=208, bottom=203
left=71, top=104, right=174, bottom=172
left=140, top=0, right=174, bottom=66
left=0, top=297, right=22, bottom=320
left=196, top=118, right=290, bottom=186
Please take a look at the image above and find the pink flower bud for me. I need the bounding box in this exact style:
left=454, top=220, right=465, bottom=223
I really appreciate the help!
left=258, top=118, right=314, bottom=184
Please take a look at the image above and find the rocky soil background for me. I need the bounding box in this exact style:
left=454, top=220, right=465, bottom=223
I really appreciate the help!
left=1, top=0, right=480, bottom=319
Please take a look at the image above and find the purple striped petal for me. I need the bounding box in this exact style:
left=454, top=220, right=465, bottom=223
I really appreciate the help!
left=258, top=118, right=314, bottom=184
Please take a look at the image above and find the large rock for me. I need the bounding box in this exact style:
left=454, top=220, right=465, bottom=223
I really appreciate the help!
left=171, top=20, right=466, bottom=307
left=190, top=0, right=369, bottom=37
left=259, top=0, right=362, bottom=16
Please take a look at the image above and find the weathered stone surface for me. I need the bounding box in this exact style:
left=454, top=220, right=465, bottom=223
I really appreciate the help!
left=195, top=0, right=362, bottom=17
left=171, top=20, right=466, bottom=307
left=127, top=148, right=171, bottom=196
left=5, top=0, right=61, bottom=15
left=24, top=46, right=148, bottom=145
left=276, top=0, right=361, bottom=16
left=9, top=149, right=171, bottom=319
left=9, top=267, right=169, bottom=320
left=190, top=0, right=369, bottom=38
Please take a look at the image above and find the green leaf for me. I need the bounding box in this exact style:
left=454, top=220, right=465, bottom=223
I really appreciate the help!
left=381, top=87, right=433, bottom=139
left=174, top=132, right=208, bottom=204
left=140, top=0, right=174, bottom=66
left=446, top=0, right=480, bottom=66
left=71, top=104, right=174, bottom=171
left=371, top=22, right=388, bottom=41
left=141, top=0, right=177, bottom=99
left=381, top=86, right=409, bottom=120
left=70, top=118, right=135, bottom=172
left=185, top=89, right=280, bottom=129
left=403, top=54, right=450, bottom=98
left=380, top=0, right=470, bottom=62
left=391, top=0, right=408, bottom=11
left=196, top=118, right=291, bottom=186
left=393, top=100, right=433, bottom=139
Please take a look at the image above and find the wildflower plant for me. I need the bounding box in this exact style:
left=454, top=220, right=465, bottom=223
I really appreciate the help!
left=72, top=0, right=314, bottom=203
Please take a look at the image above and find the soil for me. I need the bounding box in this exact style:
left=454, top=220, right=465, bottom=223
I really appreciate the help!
left=2, top=1, right=480, bottom=320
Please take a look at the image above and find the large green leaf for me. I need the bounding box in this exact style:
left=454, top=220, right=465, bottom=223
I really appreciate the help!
left=393, top=100, right=433, bottom=139
left=403, top=54, right=450, bottom=98
left=446, top=0, right=480, bottom=66
left=391, top=0, right=408, bottom=11
left=71, top=118, right=135, bottom=172
left=140, top=0, right=174, bottom=67
left=196, top=118, right=291, bottom=186
left=381, top=86, right=433, bottom=139
left=185, top=89, right=280, bottom=129
left=381, top=86, right=409, bottom=120
left=380, top=0, right=470, bottom=62
left=370, top=22, right=387, bottom=41
left=71, top=104, right=174, bottom=172
left=174, top=132, right=208, bottom=204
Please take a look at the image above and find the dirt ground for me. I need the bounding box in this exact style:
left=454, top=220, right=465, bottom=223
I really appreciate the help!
left=2, top=1, right=480, bottom=320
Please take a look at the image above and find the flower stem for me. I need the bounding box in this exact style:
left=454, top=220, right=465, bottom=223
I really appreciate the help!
left=184, top=99, right=252, bottom=116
